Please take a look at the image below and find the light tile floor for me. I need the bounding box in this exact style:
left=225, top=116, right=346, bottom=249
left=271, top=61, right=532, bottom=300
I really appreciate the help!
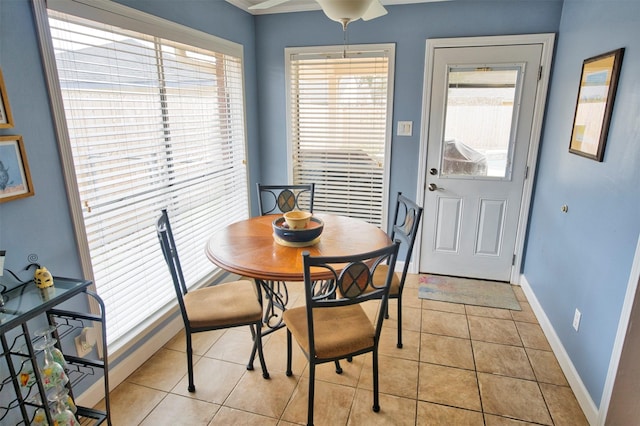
left=99, top=274, right=590, bottom=425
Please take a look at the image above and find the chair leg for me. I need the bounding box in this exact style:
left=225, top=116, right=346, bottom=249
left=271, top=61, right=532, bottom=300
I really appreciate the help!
left=185, top=332, right=195, bottom=392
left=264, top=280, right=275, bottom=324
left=334, top=360, right=343, bottom=374
left=308, top=362, right=316, bottom=426
left=246, top=324, right=257, bottom=371
left=372, top=349, right=380, bottom=412
left=397, top=295, right=403, bottom=349
left=286, top=329, right=293, bottom=376
left=253, top=321, right=270, bottom=379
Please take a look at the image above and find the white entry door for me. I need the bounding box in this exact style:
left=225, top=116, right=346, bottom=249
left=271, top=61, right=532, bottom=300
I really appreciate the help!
left=419, top=42, right=544, bottom=282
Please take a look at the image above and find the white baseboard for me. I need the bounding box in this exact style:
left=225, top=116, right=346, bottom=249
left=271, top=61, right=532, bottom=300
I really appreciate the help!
left=519, top=274, right=598, bottom=425
left=75, top=316, right=183, bottom=408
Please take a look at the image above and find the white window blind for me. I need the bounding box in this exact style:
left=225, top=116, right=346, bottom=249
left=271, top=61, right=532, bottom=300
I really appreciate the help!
left=286, top=46, right=394, bottom=228
left=42, top=3, right=249, bottom=346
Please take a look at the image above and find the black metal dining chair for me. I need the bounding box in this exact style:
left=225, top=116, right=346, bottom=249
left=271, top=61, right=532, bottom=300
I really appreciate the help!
left=256, top=183, right=315, bottom=215
left=283, top=242, right=400, bottom=426
left=156, top=209, right=269, bottom=392
left=373, top=192, right=423, bottom=348
left=256, top=183, right=316, bottom=324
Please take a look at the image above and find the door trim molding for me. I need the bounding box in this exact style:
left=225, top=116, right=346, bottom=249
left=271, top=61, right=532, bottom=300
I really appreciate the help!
left=414, top=33, right=556, bottom=283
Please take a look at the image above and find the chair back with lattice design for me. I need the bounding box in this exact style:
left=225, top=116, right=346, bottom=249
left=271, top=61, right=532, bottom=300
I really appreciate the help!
left=389, top=192, right=423, bottom=288
left=301, top=241, right=399, bottom=358
left=256, top=183, right=315, bottom=215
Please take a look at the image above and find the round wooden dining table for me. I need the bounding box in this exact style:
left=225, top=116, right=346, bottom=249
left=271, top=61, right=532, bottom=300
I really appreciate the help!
left=206, top=213, right=391, bottom=331
left=205, top=213, right=392, bottom=282
left=205, top=213, right=392, bottom=368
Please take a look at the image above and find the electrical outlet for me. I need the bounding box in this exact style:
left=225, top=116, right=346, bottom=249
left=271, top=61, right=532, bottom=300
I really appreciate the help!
left=74, top=327, right=97, bottom=357
left=75, top=335, right=92, bottom=357
left=573, top=308, right=581, bottom=331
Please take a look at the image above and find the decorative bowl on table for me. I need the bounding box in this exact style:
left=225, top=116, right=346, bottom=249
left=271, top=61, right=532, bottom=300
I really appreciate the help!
left=273, top=215, right=324, bottom=247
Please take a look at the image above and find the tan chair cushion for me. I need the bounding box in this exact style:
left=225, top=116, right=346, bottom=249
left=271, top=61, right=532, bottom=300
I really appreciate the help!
left=372, top=265, right=401, bottom=296
left=184, top=280, right=262, bottom=328
left=283, top=304, right=375, bottom=360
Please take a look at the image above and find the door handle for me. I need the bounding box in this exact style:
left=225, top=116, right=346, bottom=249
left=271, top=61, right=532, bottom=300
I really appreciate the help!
left=428, top=183, right=443, bottom=192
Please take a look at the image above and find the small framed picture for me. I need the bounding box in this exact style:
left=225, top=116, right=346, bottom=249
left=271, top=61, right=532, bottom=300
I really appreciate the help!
left=0, top=68, right=14, bottom=128
left=569, top=48, right=624, bottom=162
left=0, top=135, right=35, bottom=203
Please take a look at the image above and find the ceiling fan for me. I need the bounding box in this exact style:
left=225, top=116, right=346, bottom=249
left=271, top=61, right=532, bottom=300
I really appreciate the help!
left=249, top=0, right=388, bottom=30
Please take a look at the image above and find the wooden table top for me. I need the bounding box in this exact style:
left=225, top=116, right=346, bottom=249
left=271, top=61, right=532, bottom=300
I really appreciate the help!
left=205, top=213, right=391, bottom=281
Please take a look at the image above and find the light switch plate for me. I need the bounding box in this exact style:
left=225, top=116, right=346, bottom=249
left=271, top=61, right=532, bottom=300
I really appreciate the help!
left=397, top=121, right=413, bottom=136
left=573, top=309, right=581, bottom=331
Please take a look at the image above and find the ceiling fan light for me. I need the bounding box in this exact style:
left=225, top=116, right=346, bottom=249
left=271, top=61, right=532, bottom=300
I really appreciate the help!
left=316, top=0, right=374, bottom=24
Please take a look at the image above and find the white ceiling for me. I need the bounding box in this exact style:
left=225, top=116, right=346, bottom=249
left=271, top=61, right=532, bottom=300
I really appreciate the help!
left=226, top=0, right=447, bottom=16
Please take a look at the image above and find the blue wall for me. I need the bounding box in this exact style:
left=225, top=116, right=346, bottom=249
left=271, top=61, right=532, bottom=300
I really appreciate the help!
left=0, top=0, right=562, bottom=275
left=255, top=0, right=563, bottom=214
left=523, top=0, right=640, bottom=406
left=0, top=0, right=258, bottom=393
left=6, top=0, right=637, bottom=413
left=0, top=0, right=257, bottom=275
left=0, top=0, right=83, bottom=279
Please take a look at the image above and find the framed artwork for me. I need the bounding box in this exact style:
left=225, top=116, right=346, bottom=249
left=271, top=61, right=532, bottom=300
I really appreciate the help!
left=0, top=68, right=14, bottom=128
left=569, top=48, right=624, bottom=162
left=0, top=135, right=34, bottom=203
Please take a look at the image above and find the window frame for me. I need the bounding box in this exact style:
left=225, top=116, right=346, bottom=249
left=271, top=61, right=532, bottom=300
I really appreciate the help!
left=284, top=44, right=395, bottom=231
left=32, top=0, right=250, bottom=353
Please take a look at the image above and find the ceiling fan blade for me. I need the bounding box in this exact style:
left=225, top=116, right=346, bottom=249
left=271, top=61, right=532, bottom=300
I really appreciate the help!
left=248, top=0, right=292, bottom=10
left=361, top=0, right=387, bottom=21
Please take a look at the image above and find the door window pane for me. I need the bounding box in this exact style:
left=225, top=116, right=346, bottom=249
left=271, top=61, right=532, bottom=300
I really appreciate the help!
left=442, top=67, right=519, bottom=178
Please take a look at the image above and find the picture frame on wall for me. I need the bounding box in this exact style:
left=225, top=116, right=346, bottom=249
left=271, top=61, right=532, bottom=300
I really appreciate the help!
left=0, top=135, right=35, bottom=203
left=569, top=48, right=624, bottom=162
left=0, top=68, right=14, bottom=128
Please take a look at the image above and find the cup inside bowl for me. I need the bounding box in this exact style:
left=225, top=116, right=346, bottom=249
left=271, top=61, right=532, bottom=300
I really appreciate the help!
left=283, top=211, right=312, bottom=229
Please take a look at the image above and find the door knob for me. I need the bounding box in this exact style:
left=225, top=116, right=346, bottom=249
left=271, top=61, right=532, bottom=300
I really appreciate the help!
left=429, top=168, right=438, bottom=175
left=428, top=183, right=438, bottom=191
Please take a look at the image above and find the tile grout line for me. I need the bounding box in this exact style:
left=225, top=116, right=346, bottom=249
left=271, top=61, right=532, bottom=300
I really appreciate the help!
left=463, top=304, right=487, bottom=425
left=514, top=317, right=557, bottom=426
left=107, top=275, right=586, bottom=425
